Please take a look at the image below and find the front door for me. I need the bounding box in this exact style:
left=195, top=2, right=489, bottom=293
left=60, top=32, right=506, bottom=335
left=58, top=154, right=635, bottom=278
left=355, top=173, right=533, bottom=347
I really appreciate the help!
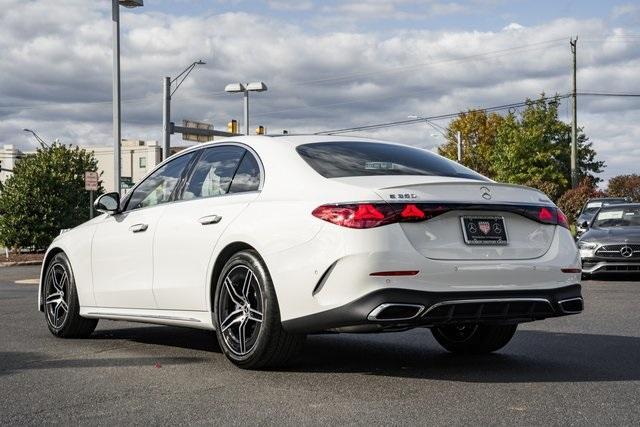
left=92, top=151, right=196, bottom=309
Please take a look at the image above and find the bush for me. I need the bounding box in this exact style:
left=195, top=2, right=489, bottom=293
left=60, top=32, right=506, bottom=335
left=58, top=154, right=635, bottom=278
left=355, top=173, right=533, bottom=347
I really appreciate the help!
left=557, top=177, right=606, bottom=224
left=0, top=143, right=101, bottom=249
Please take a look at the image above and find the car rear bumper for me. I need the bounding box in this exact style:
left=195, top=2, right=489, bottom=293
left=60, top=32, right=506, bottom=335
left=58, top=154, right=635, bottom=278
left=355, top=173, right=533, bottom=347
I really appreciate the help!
left=282, top=284, right=583, bottom=333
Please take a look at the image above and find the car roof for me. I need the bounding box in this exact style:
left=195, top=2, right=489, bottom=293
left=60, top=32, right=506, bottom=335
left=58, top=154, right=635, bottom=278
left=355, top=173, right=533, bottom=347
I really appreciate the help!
left=586, top=197, right=627, bottom=202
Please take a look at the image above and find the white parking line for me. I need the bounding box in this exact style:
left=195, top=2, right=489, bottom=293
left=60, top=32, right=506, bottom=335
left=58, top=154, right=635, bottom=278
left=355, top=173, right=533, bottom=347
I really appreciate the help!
left=14, top=278, right=39, bottom=285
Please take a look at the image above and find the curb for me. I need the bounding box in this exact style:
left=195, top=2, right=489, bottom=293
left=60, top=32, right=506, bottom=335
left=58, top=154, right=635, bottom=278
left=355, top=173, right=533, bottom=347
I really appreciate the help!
left=0, top=260, right=43, bottom=268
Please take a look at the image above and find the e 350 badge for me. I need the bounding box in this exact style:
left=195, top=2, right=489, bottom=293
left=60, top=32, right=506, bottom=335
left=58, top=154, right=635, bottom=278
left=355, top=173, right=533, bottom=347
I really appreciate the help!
left=389, top=193, right=417, bottom=199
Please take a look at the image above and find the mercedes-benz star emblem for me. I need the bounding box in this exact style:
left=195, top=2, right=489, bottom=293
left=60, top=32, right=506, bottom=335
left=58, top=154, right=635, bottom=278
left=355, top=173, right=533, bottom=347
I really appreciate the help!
left=480, top=186, right=492, bottom=200
left=620, top=246, right=633, bottom=258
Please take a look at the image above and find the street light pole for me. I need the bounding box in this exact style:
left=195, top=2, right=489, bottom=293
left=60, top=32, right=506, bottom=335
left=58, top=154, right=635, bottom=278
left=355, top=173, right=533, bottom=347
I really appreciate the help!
left=162, top=76, right=171, bottom=160
left=244, top=90, right=249, bottom=135
left=161, top=60, right=206, bottom=160
left=111, top=0, right=143, bottom=193
left=112, top=0, right=122, bottom=194
left=22, top=129, right=49, bottom=149
left=225, top=82, right=267, bottom=135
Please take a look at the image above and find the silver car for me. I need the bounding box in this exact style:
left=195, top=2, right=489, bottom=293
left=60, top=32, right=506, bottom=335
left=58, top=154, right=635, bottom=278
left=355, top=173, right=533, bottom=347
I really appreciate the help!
left=578, top=203, right=640, bottom=276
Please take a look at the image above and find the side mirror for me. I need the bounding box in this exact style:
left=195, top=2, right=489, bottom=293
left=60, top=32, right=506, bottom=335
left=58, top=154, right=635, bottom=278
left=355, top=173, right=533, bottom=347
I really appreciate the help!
left=580, top=220, right=589, bottom=230
left=94, top=192, right=121, bottom=215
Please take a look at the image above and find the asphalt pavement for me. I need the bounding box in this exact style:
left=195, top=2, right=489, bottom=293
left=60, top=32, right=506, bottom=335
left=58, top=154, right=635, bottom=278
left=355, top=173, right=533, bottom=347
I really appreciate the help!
left=1, top=265, right=639, bottom=425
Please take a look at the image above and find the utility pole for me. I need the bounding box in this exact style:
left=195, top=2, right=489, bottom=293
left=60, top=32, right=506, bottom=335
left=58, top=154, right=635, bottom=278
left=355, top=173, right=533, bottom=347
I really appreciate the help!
left=456, top=131, right=463, bottom=163
left=162, top=76, right=171, bottom=160
left=570, top=36, right=578, bottom=188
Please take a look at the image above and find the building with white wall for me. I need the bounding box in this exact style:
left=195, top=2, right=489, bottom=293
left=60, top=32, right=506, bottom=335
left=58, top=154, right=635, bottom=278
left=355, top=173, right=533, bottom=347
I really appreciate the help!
left=0, top=140, right=167, bottom=193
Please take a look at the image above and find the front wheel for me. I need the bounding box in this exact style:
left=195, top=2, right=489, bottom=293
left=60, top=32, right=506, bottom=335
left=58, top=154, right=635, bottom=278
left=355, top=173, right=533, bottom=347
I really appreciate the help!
left=431, top=324, right=517, bottom=354
left=43, top=252, right=98, bottom=338
left=213, top=250, right=305, bottom=369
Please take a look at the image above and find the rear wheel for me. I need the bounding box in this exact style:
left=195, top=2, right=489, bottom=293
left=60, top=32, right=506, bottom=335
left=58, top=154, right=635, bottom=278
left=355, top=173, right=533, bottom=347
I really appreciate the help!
left=213, top=250, right=305, bottom=369
left=431, top=323, right=517, bottom=354
left=43, top=252, right=98, bottom=338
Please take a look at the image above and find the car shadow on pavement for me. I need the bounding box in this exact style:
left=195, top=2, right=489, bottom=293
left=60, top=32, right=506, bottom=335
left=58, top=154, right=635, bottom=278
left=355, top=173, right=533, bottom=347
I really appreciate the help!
left=0, top=351, right=205, bottom=377
left=285, top=329, right=640, bottom=383
left=92, top=325, right=221, bottom=353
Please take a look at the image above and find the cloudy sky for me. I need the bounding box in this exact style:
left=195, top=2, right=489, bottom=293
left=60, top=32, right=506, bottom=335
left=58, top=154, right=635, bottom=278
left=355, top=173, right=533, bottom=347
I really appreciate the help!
left=1, top=0, right=639, bottom=182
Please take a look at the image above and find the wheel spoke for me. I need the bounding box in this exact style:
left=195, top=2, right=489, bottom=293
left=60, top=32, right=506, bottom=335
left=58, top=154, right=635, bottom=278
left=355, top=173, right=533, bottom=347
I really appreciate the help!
left=59, top=271, right=68, bottom=290
left=59, top=299, right=68, bottom=313
left=221, top=309, right=244, bottom=332
left=51, top=268, right=63, bottom=292
left=54, top=302, right=61, bottom=324
left=242, top=269, right=252, bottom=298
left=45, top=292, right=62, bottom=304
left=238, top=318, right=247, bottom=354
left=248, top=308, right=263, bottom=323
left=224, top=277, right=244, bottom=306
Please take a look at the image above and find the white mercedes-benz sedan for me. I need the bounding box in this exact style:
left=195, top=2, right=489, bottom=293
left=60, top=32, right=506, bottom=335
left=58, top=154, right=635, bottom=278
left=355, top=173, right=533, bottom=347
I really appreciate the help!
left=39, top=135, right=583, bottom=368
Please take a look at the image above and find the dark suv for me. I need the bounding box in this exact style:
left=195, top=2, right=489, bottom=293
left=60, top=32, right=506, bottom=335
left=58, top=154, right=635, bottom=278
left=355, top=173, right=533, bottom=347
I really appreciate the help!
left=576, top=197, right=629, bottom=236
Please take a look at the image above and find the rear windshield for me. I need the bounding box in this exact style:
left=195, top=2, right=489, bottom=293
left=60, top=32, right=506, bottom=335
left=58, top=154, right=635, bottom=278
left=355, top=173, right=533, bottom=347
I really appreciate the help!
left=296, top=141, right=487, bottom=180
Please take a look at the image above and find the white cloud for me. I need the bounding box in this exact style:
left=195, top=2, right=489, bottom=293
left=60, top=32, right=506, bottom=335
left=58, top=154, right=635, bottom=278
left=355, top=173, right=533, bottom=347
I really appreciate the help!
left=1, top=1, right=639, bottom=183
left=267, top=0, right=314, bottom=11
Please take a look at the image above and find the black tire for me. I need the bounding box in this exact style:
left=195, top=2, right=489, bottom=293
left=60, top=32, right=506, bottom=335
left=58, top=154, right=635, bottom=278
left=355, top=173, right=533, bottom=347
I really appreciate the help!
left=431, top=323, right=517, bottom=354
left=213, top=250, right=305, bottom=369
left=43, top=252, right=98, bottom=338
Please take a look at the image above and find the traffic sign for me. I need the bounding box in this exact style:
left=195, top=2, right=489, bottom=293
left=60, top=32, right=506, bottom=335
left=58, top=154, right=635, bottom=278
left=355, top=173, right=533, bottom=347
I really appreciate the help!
left=181, top=119, right=214, bottom=142
left=84, top=171, right=99, bottom=191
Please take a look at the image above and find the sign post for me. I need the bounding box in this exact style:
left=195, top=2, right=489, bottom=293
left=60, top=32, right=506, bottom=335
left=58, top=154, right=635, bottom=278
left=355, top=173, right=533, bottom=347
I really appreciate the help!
left=84, top=171, right=99, bottom=219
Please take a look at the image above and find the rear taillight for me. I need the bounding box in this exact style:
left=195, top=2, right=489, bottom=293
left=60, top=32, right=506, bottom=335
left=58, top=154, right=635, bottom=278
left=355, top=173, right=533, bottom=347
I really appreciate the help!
left=556, top=209, right=570, bottom=229
left=312, top=203, right=570, bottom=229
left=312, top=203, right=449, bottom=229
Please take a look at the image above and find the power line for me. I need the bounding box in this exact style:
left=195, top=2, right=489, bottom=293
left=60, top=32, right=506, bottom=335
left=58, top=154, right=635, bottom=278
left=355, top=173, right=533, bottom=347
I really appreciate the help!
left=315, top=94, right=572, bottom=135
left=314, top=92, right=640, bottom=135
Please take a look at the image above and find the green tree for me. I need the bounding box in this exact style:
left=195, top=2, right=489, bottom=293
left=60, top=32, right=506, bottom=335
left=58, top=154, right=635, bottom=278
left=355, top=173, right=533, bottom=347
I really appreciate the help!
left=438, top=110, right=503, bottom=178
left=0, top=143, right=102, bottom=249
left=607, top=174, right=640, bottom=202
left=491, top=95, right=604, bottom=200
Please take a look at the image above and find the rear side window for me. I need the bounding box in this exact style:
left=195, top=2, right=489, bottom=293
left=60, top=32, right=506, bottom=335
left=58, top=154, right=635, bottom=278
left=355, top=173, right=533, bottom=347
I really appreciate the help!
left=229, top=152, right=261, bottom=193
left=182, top=146, right=245, bottom=200
left=296, top=141, right=487, bottom=180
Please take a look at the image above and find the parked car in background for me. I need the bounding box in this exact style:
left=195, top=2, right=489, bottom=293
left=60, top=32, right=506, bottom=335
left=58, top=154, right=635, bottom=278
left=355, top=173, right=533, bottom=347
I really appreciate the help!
left=575, top=197, right=629, bottom=236
left=578, top=203, right=640, bottom=277
left=38, top=135, right=583, bottom=369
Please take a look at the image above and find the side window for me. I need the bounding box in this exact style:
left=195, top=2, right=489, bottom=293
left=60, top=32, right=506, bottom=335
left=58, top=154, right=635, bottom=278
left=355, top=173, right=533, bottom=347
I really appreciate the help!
left=229, top=152, right=261, bottom=193
left=125, top=152, right=195, bottom=210
left=182, top=146, right=245, bottom=200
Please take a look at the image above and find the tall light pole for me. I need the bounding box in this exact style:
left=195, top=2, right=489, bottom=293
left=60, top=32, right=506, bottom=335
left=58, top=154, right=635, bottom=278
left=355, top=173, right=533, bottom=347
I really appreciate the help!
left=23, top=129, right=49, bottom=149
left=408, top=115, right=463, bottom=162
left=162, top=60, right=206, bottom=160
left=224, top=82, right=268, bottom=135
left=112, top=0, right=143, bottom=194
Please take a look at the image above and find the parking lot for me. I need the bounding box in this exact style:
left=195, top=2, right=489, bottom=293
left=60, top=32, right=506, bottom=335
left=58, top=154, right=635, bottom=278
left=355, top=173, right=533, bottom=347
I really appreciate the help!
left=1, top=265, right=639, bottom=425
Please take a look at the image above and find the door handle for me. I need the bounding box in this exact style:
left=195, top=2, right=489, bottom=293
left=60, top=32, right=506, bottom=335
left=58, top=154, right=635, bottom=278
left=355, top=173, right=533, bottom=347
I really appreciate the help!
left=129, top=223, right=148, bottom=233
left=198, top=215, right=222, bottom=225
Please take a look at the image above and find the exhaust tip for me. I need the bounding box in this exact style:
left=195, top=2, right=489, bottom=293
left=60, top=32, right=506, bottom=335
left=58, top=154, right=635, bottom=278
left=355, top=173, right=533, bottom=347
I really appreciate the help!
left=367, top=303, right=425, bottom=321
left=558, top=297, right=584, bottom=314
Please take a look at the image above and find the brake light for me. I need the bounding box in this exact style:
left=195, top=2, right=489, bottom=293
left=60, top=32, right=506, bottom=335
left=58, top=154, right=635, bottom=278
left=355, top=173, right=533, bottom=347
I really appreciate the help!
left=400, top=204, right=425, bottom=219
left=538, top=207, right=555, bottom=222
left=312, top=203, right=570, bottom=229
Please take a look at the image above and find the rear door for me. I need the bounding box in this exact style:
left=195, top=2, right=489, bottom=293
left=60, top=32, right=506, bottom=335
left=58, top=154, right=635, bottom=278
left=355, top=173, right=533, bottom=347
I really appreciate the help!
left=152, top=145, right=262, bottom=311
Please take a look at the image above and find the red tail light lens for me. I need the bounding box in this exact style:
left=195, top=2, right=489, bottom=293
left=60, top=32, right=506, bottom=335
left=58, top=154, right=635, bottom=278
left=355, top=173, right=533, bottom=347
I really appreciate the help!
left=311, top=204, right=396, bottom=229
left=538, top=207, right=555, bottom=222
left=400, top=204, right=425, bottom=220
left=312, top=203, right=570, bottom=229
left=556, top=209, right=570, bottom=229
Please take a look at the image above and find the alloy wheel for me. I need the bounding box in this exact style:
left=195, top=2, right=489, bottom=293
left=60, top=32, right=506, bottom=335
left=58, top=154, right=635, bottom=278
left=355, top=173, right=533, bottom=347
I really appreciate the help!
left=45, top=263, right=70, bottom=329
left=218, top=265, right=264, bottom=356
